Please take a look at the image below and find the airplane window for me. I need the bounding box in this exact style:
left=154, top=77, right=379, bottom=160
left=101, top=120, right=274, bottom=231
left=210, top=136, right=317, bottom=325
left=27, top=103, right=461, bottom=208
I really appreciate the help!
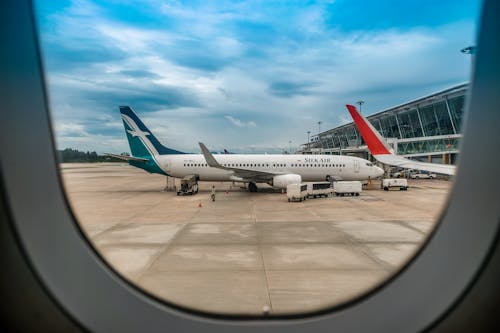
left=33, top=0, right=481, bottom=318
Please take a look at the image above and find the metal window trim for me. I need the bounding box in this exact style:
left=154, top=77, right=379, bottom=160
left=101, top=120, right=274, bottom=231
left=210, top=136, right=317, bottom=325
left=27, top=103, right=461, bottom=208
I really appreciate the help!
left=2, top=1, right=500, bottom=333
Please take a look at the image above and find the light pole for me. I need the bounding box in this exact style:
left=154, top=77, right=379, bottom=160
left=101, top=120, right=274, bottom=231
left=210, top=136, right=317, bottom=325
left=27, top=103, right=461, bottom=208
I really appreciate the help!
left=289, top=140, right=292, bottom=154
left=307, top=130, right=311, bottom=143
left=356, top=100, right=365, bottom=113
left=460, top=46, right=476, bottom=55
left=461, top=45, right=476, bottom=69
left=318, top=121, right=322, bottom=134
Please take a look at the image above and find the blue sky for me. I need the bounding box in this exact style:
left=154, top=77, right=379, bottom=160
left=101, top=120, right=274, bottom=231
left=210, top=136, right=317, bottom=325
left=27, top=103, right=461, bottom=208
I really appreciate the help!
left=35, top=0, right=481, bottom=154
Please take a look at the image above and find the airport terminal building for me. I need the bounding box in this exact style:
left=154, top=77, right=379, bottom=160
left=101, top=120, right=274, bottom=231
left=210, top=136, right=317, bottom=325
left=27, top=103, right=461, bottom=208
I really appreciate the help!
left=300, top=83, right=468, bottom=165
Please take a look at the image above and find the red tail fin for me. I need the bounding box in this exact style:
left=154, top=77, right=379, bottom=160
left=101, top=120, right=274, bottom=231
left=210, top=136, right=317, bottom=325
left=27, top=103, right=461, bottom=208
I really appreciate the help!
left=346, top=104, right=391, bottom=155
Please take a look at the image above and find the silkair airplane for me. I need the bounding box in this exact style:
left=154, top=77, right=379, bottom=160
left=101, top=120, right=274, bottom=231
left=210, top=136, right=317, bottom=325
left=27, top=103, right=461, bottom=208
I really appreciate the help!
left=346, top=104, right=456, bottom=176
left=108, top=106, right=384, bottom=192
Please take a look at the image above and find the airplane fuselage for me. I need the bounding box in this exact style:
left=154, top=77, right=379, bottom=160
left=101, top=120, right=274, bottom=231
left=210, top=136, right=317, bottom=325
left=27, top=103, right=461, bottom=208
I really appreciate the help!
left=153, top=153, right=382, bottom=182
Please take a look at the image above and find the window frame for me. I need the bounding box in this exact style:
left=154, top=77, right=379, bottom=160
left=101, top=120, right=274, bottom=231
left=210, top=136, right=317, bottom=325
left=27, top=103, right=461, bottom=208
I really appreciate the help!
left=1, top=0, right=500, bottom=332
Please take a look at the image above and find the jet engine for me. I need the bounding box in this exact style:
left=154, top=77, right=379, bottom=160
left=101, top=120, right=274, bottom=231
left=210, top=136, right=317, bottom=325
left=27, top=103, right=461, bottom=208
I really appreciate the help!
left=269, top=174, right=302, bottom=188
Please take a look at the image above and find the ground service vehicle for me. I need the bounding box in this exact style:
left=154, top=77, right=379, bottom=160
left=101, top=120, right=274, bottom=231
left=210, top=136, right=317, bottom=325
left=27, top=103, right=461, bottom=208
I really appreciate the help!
left=287, top=183, right=308, bottom=202
left=382, top=178, right=409, bottom=191
left=176, top=175, right=199, bottom=195
left=307, top=182, right=333, bottom=198
left=410, top=172, right=437, bottom=179
left=334, top=181, right=362, bottom=196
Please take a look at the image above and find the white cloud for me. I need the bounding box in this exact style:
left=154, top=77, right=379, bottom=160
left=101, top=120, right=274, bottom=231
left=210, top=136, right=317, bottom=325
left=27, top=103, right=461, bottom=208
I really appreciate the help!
left=37, top=1, right=475, bottom=153
left=224, top=115, right=257, bottom=128
left=54, top=122, right=89, bottom=137
left=95, top=24, right=174, bottom=53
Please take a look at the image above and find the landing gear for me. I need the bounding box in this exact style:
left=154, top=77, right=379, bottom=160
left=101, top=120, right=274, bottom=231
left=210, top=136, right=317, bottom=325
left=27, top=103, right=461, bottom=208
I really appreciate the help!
left=248, top=182, right=258, bottom=192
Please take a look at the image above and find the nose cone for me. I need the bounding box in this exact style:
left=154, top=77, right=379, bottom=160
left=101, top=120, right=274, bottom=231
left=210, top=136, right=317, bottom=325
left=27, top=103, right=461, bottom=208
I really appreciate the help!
left=374, top=166, right=384, bottom=177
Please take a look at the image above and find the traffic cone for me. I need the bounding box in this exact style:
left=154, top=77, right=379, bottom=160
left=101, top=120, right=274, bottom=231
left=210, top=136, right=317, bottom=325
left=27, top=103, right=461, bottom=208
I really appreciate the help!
left=198, top=202, right=202, bottom=208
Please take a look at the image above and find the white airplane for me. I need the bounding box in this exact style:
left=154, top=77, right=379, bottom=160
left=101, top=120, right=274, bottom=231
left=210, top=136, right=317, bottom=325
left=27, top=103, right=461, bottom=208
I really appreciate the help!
left=107, top=106, right=384, bottom=192
left=345, top=104, right=456, bottom=175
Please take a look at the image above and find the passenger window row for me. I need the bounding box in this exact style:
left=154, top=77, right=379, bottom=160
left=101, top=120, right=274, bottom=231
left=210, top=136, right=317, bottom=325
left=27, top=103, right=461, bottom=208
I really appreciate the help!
left=291, top=164, right=345, bottom=168
left=182, top=163, right=346, bottom=168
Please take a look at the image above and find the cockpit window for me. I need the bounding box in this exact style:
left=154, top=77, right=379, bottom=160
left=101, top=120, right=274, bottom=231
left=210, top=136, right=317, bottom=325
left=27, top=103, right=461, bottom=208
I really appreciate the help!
left=34, top=0, right=481, bottom=317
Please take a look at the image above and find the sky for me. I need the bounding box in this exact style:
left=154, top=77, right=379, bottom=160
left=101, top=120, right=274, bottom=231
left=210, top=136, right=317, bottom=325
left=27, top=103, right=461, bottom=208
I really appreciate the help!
left=34, top=0, right=481, bottom=154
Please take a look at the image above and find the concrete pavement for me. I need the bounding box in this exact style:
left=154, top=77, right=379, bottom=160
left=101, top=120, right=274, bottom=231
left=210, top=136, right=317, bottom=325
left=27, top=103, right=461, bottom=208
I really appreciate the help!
left=61, top=163, right=449, bottom=315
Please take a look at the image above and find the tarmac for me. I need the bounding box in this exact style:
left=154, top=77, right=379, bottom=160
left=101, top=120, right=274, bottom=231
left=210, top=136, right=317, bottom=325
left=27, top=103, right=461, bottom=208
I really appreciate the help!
left=61, top=163, right=450, bottom=316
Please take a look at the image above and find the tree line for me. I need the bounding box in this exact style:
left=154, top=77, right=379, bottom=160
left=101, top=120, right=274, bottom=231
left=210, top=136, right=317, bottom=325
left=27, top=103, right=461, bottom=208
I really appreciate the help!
left=58, top=148, right=126, bottom=163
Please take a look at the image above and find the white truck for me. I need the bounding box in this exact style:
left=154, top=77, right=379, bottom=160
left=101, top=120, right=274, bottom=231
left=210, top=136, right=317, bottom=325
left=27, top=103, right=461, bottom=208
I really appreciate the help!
left=410, top=172, right=437, bottom=179
left=176, top=175, right=199, bottom=195
left=381, top=178, right=408, bottom=191
left=287, top=183, right=308, bottom=202
left=306, top=182, right=334, bottom=198
left=334, top=181, right=362, bottom=196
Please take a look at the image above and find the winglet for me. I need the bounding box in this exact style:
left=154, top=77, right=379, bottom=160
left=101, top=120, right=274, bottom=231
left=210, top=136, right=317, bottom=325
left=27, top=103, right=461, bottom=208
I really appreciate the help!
left=346, top=104, right=391, bottom=155
left=199, top=142, right=222, bottom=168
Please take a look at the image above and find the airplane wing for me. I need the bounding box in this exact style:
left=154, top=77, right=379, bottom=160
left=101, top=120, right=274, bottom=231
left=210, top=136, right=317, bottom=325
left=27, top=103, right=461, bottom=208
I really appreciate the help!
left=104, top=153, right=149, bottom=162
left=199, top=142, right=280, bottom=181
left=345, top=104, right=456, bottom=176
left=374, top=154, right=456, bottom=175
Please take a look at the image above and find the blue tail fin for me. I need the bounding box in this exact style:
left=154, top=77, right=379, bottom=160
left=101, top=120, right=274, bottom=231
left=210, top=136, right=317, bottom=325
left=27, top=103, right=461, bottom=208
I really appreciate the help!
left=119, top=106, right=185, bottom=158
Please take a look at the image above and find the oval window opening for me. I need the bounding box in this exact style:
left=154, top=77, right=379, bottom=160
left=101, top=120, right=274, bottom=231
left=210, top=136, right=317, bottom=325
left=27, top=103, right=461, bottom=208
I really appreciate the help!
left=34, top=0, right=481, bottom=316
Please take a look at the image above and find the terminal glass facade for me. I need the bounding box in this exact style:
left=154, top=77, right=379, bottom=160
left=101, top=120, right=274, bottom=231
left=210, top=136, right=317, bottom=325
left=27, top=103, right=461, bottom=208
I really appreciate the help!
left=397, top=110, right=414, bottom=138
left=448, top=95, right=466, bottom=132
left=304, top=84, right=467, bottom=159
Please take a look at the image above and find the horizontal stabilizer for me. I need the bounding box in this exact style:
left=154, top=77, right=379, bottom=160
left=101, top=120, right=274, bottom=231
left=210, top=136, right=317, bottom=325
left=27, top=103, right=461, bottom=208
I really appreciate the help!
left=104, top=153, right=149, bottom=162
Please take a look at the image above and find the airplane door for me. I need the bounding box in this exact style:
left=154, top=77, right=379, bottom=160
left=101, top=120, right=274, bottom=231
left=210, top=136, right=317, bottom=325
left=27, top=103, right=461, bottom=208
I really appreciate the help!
left=164, top=160, right=172, bottom=174
left=354, top=160, right=360, bottom=173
